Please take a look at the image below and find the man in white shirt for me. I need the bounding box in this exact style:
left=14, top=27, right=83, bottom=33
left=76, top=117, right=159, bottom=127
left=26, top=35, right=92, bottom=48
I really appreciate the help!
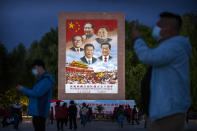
left=80, top=43, right=97, bottom=64
left=98, top=43, right=112, bottom=62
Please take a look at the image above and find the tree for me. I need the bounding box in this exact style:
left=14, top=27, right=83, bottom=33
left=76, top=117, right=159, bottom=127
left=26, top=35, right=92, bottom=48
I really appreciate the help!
left=27, top=28, right=58, bottom=99
left=0, top=43, right=9, bottom=92
left=181, top=12, right=197, bottom=111
left=125, top=20, right=157, bottom=106
left=8, top=43, right=28, bottom=88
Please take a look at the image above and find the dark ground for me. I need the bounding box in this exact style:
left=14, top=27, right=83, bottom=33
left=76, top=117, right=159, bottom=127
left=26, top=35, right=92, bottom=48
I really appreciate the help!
left=0, top=118, right=197, bottom=131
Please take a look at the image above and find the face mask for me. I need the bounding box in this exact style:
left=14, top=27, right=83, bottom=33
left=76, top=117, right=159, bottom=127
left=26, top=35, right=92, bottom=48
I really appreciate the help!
left=152, top=25, right=161, bottom=41
left=32, top=69, right=38, bottom=76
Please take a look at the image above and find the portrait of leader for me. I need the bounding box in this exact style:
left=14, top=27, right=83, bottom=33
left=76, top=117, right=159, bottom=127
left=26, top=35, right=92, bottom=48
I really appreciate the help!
left=82, top=22, right=96, bottom=40
left=70, top=35, right=84, bottom=52
left=80, top=43, right=97, bottom=64
left=98, top=42, right=112, bottom=62
left=95, top=26, right=112, bottom=44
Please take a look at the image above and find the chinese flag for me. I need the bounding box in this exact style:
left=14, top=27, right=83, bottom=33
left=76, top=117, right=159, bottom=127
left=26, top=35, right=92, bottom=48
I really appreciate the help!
left=66, top=19, right=117, bottom=42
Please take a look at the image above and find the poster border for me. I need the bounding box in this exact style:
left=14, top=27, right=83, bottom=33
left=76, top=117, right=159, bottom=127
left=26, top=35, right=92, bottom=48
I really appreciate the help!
left=58, top=12, right=125, bottom=100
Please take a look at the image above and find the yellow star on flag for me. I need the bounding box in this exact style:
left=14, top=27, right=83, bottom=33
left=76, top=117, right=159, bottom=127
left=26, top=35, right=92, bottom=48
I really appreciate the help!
left=69, top=22, right=74, bottom=29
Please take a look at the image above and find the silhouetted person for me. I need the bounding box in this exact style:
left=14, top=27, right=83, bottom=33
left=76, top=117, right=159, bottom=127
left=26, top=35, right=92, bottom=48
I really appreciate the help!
left=62, top=102, right=68, bottom=127
left=50, top=107, right=54, bottom=124
left=12, top=99, right=22, bottom=130
left=87, top=107, right=93, bottom=122
left=80, top=103, right=88, bottom=127
left=131, top=105, right=139, bottom=125
left=1, top=108, right=13, bottom=127
left=55, top=101, right=64, bottom=131
left=16, top=59, right=55, bottom=131
left=117, top=105, right=125, bottom=128
left=131, top=12, right=192, bottom=131
left=68, top=100, right=77, bottom=130
left=125, top=105, right=131, bottom=123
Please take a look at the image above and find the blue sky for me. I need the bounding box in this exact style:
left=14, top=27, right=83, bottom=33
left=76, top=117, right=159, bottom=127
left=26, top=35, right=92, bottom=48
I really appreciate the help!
left=0, top=0, right=196, bottom=52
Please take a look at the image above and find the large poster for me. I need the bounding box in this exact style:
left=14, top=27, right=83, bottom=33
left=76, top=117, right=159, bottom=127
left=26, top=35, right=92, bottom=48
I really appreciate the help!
left=65, top=20, right=118, bottom=93
left=58, top=12, right=125, bottom=100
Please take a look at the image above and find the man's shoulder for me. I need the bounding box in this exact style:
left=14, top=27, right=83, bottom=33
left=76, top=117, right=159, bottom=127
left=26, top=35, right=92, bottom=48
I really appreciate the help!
left=80, top=56, right=87, bottom=63
left=82, top=35, right=86, bottom=39
left=92, top=57, right=97, bottom=62
left=39, top=73, right=55, bottom=84
left=92, top=34, right=97, bottom=38
left=42, top=73, right=52, bottom=80
left=107, top=38, right=112, bottom=42
left=13, top=104, right=22, bottom=109
left=69, top=105, right=77, bottom=109
left=70, top=47, right=76, bottom=51
left=80, top=48, right=84, bottom=51
left=80, top=56, right=86, bottom=60
left=98, top=56, right=102, bottom=60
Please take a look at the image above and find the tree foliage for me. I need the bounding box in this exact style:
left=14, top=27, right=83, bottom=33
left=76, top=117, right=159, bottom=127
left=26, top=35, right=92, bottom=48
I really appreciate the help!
left=125, top=20, right=157, bottom=106
left=181, top=12, right=197, bottom=111
left=0, top=42, right=9, bottom=92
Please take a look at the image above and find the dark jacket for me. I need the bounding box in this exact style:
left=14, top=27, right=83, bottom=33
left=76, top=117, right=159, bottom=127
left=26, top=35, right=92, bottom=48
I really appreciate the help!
left=70, top=47, right=84, bottom=52
left=22, top=73, right=55, bottom=118
left=68, top=105, right=77, bottom=117
left=80, top=56, right=97, bottom=64
left=55, top=106, right=64, bottom=119
left=141, top=67, right=152, bottom=116
left=95, top=38, right=112, bottom=44
left=98, top=55, right=112, bottom=61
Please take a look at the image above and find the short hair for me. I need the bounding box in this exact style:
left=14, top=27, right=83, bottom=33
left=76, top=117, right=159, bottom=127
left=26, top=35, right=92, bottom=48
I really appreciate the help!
left=84, top=22, right=94, bottom=29
left=98, top=26, right=109, bottom=32
left=159, top=12, right=182, bottom=31
left=62, top=102, right=67, bottom=107
left=56, top=101, right=60, bottom=106
left=101, top=42, right=111, bottom=50
left=84, top=43, right=95, bottom=50
left=31, top=59, right=45, bottom=69
left=82, top=102, right=86, bottom=106
left=70, top=100, right=74, bottom=104
left=72, top=35, right=82, bottom=42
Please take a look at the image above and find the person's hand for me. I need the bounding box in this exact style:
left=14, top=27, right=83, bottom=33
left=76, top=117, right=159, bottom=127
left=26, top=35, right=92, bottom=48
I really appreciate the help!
left=131, top=27, right=141, bottom=40
left=16, top=85, right=23, bottom=91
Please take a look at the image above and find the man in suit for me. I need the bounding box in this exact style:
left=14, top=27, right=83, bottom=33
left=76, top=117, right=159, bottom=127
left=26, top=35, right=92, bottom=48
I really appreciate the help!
left=82, top=23, right=96, bottom=40
left=70, top=35, right=84, bottom=53
left=95, top=26, right=112, bottom=44
left=80, top=43, right=97, bottom=64
left=98, top=42, right=112, bottom=62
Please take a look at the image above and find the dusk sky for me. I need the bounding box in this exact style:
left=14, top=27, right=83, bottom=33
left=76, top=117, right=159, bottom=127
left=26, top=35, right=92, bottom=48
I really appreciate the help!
left=0, top=0, right=196, bottom=52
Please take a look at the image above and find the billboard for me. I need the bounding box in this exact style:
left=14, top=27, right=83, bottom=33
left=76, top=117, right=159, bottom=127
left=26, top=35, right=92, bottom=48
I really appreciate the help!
left=58, top=12, right=125, bottom=99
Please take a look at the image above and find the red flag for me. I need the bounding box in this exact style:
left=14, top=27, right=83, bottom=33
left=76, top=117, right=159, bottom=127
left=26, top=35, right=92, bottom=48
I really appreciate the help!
left=66, top=19, right=117, bottom=42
